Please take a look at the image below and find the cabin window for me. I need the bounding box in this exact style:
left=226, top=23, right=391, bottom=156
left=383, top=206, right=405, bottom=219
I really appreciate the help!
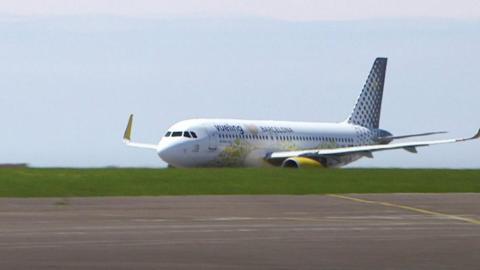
left=172, top=131, right=182, bottom=137
left=183, top=131, right=191, bottom=138
left=165, top=131, right=171, bottom=137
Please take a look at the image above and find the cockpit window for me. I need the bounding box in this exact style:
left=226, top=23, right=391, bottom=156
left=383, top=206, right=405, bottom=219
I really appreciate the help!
left=190, top=131, right=197, bottom=138
left=171, top=131, right=182, bottom=137
left=183, top=131, right=191, bottom=138
left=165, top=131, right=171, bottom=137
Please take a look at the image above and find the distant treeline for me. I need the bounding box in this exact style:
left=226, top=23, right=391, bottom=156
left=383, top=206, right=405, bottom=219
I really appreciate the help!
left=0, top=163, right=28, bottom=168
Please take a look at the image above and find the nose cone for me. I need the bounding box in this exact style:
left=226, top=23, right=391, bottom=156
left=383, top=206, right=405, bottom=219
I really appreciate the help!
left=157, top=140, right=191, bottom=167
left=158, top=143, right=177, bottom=164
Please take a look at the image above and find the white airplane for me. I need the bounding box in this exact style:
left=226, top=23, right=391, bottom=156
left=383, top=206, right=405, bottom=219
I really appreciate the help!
left=123, top=58, right=479, bottom=168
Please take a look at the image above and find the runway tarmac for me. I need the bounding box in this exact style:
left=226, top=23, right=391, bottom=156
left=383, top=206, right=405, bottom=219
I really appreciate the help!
left=0, top=194, right=479, bottom=269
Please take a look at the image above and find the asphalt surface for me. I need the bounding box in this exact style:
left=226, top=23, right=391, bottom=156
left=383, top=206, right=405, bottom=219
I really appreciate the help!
left=0, top=194, right=479, bottom=270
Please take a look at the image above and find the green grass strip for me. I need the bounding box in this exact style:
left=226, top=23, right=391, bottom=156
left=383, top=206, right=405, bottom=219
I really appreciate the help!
left=0, top=168, right=479, bottom=197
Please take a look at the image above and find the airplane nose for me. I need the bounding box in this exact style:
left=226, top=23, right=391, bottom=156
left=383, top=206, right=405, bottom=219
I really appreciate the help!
left=157, top=144, right=176, bottom=163
left=157, top=141, right=190, bottom=167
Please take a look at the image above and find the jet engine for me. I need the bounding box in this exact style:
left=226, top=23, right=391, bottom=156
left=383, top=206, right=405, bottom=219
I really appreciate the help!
left=281, top=157, right=325, bottom=168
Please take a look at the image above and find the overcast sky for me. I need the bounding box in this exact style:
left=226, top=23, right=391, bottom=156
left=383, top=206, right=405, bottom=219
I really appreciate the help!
left=0, top=0, right=479, bottom=20
left=1, top=1, right=479, bottom=168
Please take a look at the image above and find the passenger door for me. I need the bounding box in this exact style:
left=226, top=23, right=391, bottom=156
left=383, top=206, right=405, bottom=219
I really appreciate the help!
left=208, top=131, right=218, bottom=152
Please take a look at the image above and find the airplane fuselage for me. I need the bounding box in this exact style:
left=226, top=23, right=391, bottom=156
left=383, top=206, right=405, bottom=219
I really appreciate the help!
left=157, top=119, right=391, bottom=168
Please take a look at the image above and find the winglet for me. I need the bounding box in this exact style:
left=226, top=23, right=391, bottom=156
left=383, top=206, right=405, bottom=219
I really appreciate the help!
left=121, top=114, right=158, bottom=150
left=472, top=128, right=480, bottom=140
left=456, top=128, right=480, bottom=142
left=123, top=114, right=134, bottom=142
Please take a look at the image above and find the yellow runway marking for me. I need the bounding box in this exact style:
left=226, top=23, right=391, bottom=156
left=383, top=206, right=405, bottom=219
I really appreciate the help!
left=328, top=194, right=480, bottom=225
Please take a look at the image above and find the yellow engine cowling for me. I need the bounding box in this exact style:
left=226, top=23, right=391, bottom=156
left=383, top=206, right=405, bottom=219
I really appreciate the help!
left=281, top=157, right=324, bottom=168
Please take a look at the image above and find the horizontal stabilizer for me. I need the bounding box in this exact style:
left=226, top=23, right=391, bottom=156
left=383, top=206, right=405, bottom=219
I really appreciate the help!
left=379, top=131, right=447, bottom=141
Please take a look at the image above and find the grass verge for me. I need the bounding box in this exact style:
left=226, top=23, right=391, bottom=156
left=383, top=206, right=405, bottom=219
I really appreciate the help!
left=0, top=168, right=479, bottom=197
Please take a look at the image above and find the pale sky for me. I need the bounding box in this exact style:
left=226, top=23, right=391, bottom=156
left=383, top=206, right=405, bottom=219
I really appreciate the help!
left=1, top=2, right=479, bottom=168
left=1, top=0, right=480, bottom=20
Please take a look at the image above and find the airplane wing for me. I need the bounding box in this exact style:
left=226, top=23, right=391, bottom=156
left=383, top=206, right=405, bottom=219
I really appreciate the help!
left=123, top=114, right=159, bottom=150
left=266, top=129, right=480, bottom=161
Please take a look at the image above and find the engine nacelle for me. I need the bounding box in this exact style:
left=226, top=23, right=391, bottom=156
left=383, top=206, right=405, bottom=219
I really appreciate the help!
left=281, top=157, right=324, bottom=168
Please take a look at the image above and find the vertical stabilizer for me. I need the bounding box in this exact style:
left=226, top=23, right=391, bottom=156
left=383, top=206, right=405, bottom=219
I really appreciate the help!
left=346, top=58, right=387, bottom=128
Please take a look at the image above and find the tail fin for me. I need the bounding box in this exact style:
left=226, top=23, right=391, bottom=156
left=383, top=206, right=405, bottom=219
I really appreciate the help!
left=346, top=57, right=387, bottom=128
